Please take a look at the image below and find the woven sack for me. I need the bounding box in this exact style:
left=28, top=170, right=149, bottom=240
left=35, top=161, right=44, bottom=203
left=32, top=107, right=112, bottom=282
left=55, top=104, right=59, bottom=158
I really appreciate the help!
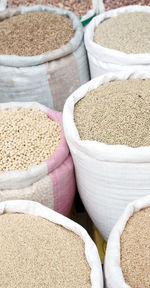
left=63, top=70, right=150, bottom=239
left=0, top=5, right=89, bottom=111
left=0, top=102, right=75, bottom=216
left=84, top=5, right=150, bottom=79
left=104, top=194, right=150, bottom=288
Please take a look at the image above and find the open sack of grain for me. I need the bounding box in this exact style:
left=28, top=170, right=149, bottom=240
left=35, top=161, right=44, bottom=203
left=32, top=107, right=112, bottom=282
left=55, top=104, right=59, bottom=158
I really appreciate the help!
left=4, top=0, right=105, bottom=26
left=0, top=199, right=103, bottom=288
left=0, top=5, right=89, bottom=111
left=63, top=70, right=150, bottom=240
left=84, top=5, right=150, bottom=78
left=104, top=194, right=150, bottom=288
left=0, top=102, right=75, bottom=216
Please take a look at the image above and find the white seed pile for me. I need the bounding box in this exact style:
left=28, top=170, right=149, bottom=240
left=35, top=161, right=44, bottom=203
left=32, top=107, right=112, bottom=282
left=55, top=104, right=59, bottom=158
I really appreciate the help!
left=120, top=207, right=150, bottom=288
left=0, top=213, right=91, bottom=288
left=0, top=108, right=61, bottom=171
left=94, top=12, right=150, bottom=54
left=74, top=79, right=150, bottom=148
left=0, top=12, right=74, bottom=56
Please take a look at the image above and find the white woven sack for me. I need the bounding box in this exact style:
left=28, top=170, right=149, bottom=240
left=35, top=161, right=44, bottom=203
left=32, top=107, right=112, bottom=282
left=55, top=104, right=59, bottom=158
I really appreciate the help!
left=84, top=5, right=150, bottom=79
left=0, top=199, right=104, bottom=288
left=104, top=194, right=150, bottom=288
left=0, top=5, right=89, bottom=111
left=63, top=70, right=150, bottom=240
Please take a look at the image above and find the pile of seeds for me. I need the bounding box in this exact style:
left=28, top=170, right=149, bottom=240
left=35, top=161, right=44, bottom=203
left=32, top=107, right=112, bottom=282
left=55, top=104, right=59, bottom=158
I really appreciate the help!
left=0, top=213, right=91, bottom=288
left=7, top=0, right=92, bottom=17
left=120, top=207, right=150, bottom=288
left=74, top=79, right=150, bottom=148
left=104, top=0, right=150, bottom=11
left=0, top=12, right=74, bottom=56
left=94, top=12, right=150, bottom=54
left=0, top=108, right=61, bottom=171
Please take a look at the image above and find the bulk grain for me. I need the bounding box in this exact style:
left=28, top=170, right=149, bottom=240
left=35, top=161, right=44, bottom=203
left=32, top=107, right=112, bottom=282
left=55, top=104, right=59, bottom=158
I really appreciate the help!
left=0, top=200, right=104, bottom=288
left=74, top=78, right=150, bottom=148
left=0, top=213, right=91, bottom=288
left=94, top=12, right=150, bottom=54
left=84, top=5, right=150, bottom=78
left=7, top=0, right=92, bottom=18
left=0, top=6, right=89, bottom=111
left=103, top=0, right=150, bottom=10
left=63, top=71, right=150, bottom=240
left=120, top=207, right=150, bottom=288
left=104, top=195, right=150, bottom=288
left=0, top=108, right=61, bottom=171
left=0, top=12, right=74, bottom=56
left=0, top=102, right=75, bottom=216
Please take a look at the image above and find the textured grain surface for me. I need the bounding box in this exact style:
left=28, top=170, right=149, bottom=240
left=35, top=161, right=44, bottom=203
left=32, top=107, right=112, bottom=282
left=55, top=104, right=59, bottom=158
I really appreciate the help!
left=0, top=213, right=91, bottom=288
left=0, top=108, right=61, bottom=171
left=120, top=207, right=150, bottom=288
left=7, top=0, right=92, bottom=17
left=74, top=79, right=150, bottom=147
left=94, top=12, right=150, bottom=54
left=0, top=12, right=74, bottom=56
left=104, top=0, right=150, bottom=10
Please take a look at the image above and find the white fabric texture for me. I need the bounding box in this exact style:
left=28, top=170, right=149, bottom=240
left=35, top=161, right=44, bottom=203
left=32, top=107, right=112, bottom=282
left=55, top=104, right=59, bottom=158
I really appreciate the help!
left=63, top=70, right=150, bottom=240
left=0, top=200, right=104, bottom=288
left=104, top=194, right=150, bottom=288
left=84, top=5, right=150, bottom=78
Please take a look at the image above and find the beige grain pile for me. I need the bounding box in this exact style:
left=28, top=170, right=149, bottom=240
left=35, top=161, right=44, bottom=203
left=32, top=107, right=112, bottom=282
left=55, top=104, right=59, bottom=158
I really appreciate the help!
left=94, top=12, right=150, bottom=54
left=0, top=213, right=91, bottom=288
left=120, top=207, right=150, bottom=288
left=0, top=108, right=61, bottom=171
left=0, top=12, right=74, bottom=56
left=74, top=79, right=150, bottom=147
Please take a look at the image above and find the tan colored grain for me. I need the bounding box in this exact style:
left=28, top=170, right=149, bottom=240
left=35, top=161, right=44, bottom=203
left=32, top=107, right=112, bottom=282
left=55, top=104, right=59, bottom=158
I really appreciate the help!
left=94, top=12, right=150, bottom=54
left=0, top=108, right=61, bottom=171
left=0, top=213, right=91, bottom=288
left=0, top=11, right=74, bottom=56
left=74, top=79, right=150, bottom=147
left=120, top=207, right=150, bottom=288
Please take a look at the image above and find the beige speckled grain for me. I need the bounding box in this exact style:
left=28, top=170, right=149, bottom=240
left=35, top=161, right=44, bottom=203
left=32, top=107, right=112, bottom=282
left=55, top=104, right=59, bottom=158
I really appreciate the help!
left=94, top=12, right=150, bottom=54
left=0, top=213, right=91, bottom=288
left=74, top=79, right=150, bottom=147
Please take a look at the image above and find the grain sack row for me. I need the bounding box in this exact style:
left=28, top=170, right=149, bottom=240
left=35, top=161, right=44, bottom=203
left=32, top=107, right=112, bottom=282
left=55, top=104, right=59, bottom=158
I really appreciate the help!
left=85, top=5, right=150, bottom=78
left=63, top=70, right=150, bottom=240
left=0, top=102, right=75, bottom=216
left=105, top=195, right=150, bottom=288
left=2, top=0, right=104, bottom=26
left=0, top=200, right=103, bottom=288
left=0, top=5, right=89, bottom=111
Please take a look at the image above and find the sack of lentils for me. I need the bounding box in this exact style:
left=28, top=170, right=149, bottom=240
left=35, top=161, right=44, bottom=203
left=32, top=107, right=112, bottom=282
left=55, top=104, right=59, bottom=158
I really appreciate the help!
left=103, top=0, right=150, bottom=11
left=63, top=70, right=150, bottom=240
left=0, top=102, right=75, bottom=216
left=0, top=199, right=104, bottom=288
left=0, top=5, right=89, bottom=111
left=4, top=0, right=105, bottom=26
left=84, top=5, right=150, bottom=79
left=104, top=194, right=150, bottom=288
